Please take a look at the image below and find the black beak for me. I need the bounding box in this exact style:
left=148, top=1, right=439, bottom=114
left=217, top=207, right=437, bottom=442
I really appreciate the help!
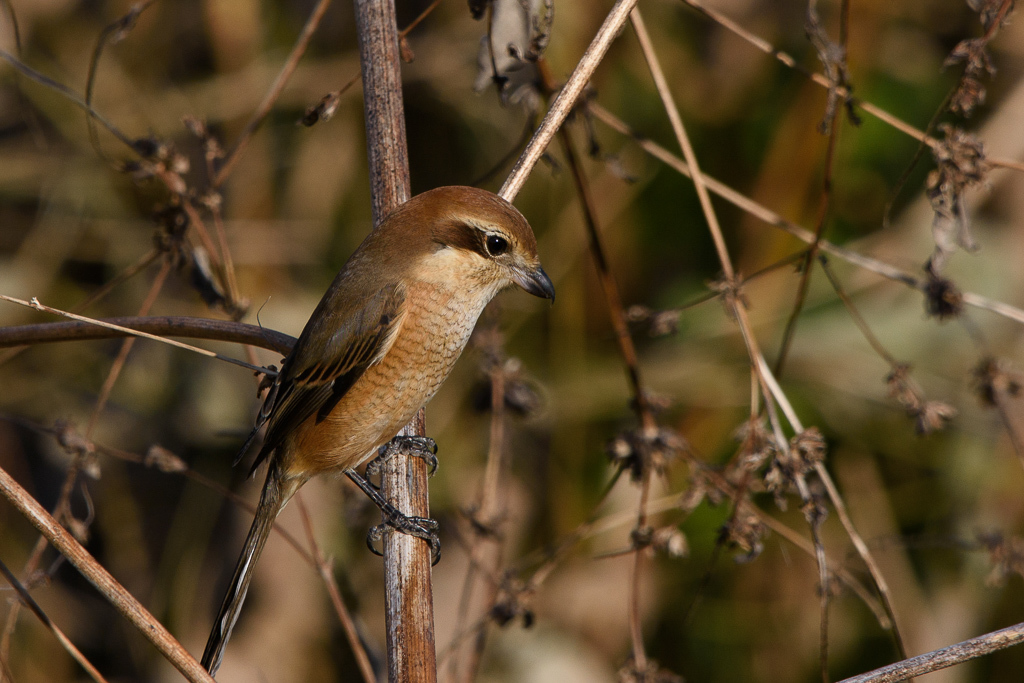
left=514, top=266, right=556, bottom=302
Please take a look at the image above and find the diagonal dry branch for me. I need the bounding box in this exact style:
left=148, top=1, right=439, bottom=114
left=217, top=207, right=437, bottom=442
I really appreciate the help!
left=0, top=464, right=214, bottom=682
left=0, top=558, right=110, bottom=683
left=586, top=103, right=1024, bottom=329
left=838, top=621, right=1024, bottom=683
left=499, top=0, right=640, bottom=202
left=676, top=0, right=1024, bottom=174
left=628, top=7, right=910, bottom=674
left=213, top=0, right=334, bottom=187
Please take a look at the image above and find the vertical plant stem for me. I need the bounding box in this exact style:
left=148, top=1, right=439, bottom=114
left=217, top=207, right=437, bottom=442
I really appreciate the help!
left=86, top=259, right=171, bottom=437
left=455, top=359, right=508, bottom=683
left=555, top=117, right=656, bottom=670
left=353, top=0, right=435, bottom=681
left=296, top=496, right=378, bottom=683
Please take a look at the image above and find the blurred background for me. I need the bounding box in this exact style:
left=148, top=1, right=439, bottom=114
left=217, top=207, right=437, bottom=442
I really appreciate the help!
left=2, top=0, right=1024, bottom=681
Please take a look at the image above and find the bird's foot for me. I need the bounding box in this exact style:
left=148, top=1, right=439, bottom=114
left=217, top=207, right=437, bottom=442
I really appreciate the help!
left=345, top=469, right=441, bottom=565
left=366, top=435, right=438, bottom=478
left=367, top=514, right=441, bottom=566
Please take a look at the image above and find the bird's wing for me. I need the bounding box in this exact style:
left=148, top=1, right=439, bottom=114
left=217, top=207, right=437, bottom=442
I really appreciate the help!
left=244, top=281, right=407, bottom=475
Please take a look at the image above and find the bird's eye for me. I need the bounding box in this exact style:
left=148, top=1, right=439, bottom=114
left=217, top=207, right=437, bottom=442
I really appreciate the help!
left=485, top=234, right=509, bottom=256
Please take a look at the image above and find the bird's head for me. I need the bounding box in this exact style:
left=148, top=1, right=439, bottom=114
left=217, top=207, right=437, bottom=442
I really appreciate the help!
left=383, top=186, right=555, bottom=303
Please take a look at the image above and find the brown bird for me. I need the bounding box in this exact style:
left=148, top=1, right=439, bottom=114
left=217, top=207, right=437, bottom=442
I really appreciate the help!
left=201, top=185, right=554, bottom=675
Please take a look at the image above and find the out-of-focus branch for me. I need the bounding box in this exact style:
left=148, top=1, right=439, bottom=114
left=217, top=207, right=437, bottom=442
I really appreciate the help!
left=0, top=558, right=110, bottom=683
left=499, top=0, right=640, bottom=201
left=628, top=7, right=906, bottom=674
left=296, top=496, right=377, bottom=683
left=0, top=465, right=214, bottom=683
left=838, top=622, right=1024, bottom=683
left=0, top=315, right=295, bottom=356
left=213, top=0, right=334, bottom=187
left=676, top=0, right=1024, bottom=173
left=587, top=103, right=1024, bottom=328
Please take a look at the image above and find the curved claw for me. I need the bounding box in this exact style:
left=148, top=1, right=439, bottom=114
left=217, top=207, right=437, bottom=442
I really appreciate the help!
left=365, top=514, right=441, bottom=564
left=366, top=436, right=440, bottom=478
left=397, top=436, right=439, bottom=475
left=402, top=516, right=441, bottom=565
left=366, top=524, right=386, bottom=557
left=428, top=535, right=441, bottom=566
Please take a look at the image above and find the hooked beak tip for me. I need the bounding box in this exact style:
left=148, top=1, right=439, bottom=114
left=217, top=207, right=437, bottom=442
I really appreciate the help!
left=516, top=266, right=555, bottom=303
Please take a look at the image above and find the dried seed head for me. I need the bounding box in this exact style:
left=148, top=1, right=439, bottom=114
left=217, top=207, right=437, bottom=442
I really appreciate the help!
left=913, top=401, right=957, bottom=435
left=968, top=0, right=1013, bottom=31
left=55, top=420, right=95, bottom=459
left=652, top=526, right=689, bottom=558
left=606, top=427, right=686, bottom=481
left=721, top=510, right=767, bottom=563
left=945, top=38, right=996, bottom=116
left=926, top=125, right=988, bottom=270
left=626, top=305, right=681, bottom=337
left=145, top=445, right=187, bottom=473
left=733, top=419, right=777, bottom=473
left=790, top=428, right=827, bottom=469
left=300, top=91, right=342, bottom=127
left=978, top=532, right=1024, bottom=587
left=923, top=268, right=964, bottom=320
left=973, top=356, right=1023, bottom=406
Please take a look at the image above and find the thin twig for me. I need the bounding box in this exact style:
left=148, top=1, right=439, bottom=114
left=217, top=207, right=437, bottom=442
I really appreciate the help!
left=0, top=558, right=110, bottom=683
left=0, top=315, right=294, bottom=355
left=2, top=414, right=314, bottom=563
left=86, top=260, right=171, bottom=437
left=452, top=350, right=509, bottom=683
left=674, top=0, right=1023, bottom=173
left=629, top=8, right=908, bottom=675
left=0, top=246, right=160, bottom=367
left=499, top=0, right=640, bottom=202
left=774, top=0, right=848, bottom=379
left=213, top=0, right=334, bottom=187
left=838, top=621, right=1024, bottom=683
left=296, top=496, right=377, bottom=683
left=537, top=49, right=662, bottom=671
left=0, top=50, right=137, bottom=151
left=85, top=0, right=159, bottom=160
left=817, top=256, right=898, bottom=365
left=1, top=452, right=88, bottom=665
left=0, top=465, right=214, bottom=682
left=586, top=103, right=1024, bottom=329
left=398, top=0, right=442, bottom=38
left=2, top=261, right=172, bottom=676
left=0, top=296, right=276, bottom=373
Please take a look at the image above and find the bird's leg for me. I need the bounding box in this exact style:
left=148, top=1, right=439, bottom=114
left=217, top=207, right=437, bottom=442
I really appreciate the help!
left=365, top=435, right=439, bottom=479
left=345, top=469, right=441, bottom=565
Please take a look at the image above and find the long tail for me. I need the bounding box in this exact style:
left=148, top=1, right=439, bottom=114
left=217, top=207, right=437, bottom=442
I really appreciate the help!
left=201, top=461, right=294, bottom=676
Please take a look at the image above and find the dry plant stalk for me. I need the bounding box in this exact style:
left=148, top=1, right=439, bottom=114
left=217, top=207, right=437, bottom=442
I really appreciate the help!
left=0, top=559, right=109, bottom=683
left=499, top=0, right=640, bottom=203
left=352, top=0, right=435, bottom=680
left=838, top=621, right=1024, bottom=683
left=0, top=465, right=214, bottom=682
left=628, top=5, right=908, bottom=674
